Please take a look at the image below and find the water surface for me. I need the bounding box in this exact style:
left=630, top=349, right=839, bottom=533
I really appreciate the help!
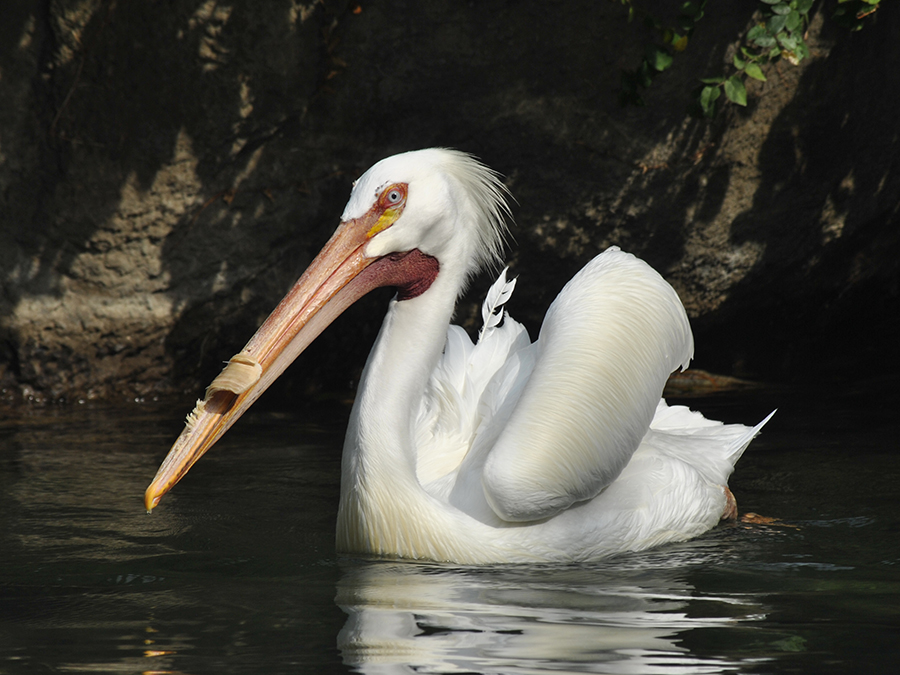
left=1, top=385, right=897, bottom=673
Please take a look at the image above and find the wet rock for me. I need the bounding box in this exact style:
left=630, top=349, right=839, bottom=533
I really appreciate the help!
left=1, top=0, right=898, bottom=404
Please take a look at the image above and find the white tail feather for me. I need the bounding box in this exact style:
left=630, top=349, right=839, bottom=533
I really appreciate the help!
left=478, top=267, right=517, bottom=342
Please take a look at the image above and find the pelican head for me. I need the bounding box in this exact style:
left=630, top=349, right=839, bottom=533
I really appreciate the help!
left=344, top=148, right=511, bottom=283
left=144, top=149, right=511, bottom=511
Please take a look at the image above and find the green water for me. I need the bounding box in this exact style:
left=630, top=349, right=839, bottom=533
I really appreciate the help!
left=1, top=386, right=897, bottom=674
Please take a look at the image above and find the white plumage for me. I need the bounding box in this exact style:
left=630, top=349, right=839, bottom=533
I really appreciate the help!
left=145, top=148, right=773, bottom=564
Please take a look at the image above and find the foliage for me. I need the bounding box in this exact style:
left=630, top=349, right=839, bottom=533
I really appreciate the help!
left=619, top=0, right=708, bottom=107
left=615, top=0, right=883, bottom=116
left=832, top=0, right=881, bottom=31
left=696, top=0, right=813, bottom=118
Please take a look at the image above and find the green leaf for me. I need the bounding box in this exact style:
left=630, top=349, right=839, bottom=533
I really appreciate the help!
left=747, top=25, right=768, bottom=40
left=771, top=3, right=792, bottom=15
left=646, top=45, right=674, bottom=72
left=699, top=85, right=720, bottom=117
left=760, top=0, right=780, bottom=4
left=745, top=63, right=767, bottom=81
left=785, top=9, right=802, bottom=31
left=768, top=14, right=788, bottom=33
left=795, top=0, right=813, bottom=10
left=637, top=61, right=653, bottom=87
left=700, top=76, right=726, bottom=84
left=754, top=34, right=777, bottom=48
left=733, top=54, right=747, bottom=69
left=777, top=31, right=798, bottom=51
left=724, top=75, right=748, bottom=105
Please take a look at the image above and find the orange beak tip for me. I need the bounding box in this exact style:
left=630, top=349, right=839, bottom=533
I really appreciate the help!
left=144, top=488, right=161, bottom=514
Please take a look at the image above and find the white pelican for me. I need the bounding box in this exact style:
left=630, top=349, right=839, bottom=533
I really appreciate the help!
left=145, top=148, right=772, bottom=563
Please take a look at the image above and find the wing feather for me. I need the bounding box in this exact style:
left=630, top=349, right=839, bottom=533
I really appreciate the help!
left=414, top=272, right=532, bottom=488
left=478, top=267, right=517, bottom=341
left=481, top=247, right=695, bottom=522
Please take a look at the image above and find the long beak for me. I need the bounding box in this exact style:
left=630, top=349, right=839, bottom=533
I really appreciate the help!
left=144, top=206, right=411, bottom=512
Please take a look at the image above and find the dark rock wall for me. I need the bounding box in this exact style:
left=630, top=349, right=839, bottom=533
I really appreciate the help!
left=1, top=0, right=897, bottom=404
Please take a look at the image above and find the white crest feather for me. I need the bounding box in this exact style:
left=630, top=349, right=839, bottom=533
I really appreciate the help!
left=478, top=267, right=517, bottom=342
left=437, top=150, right=513, bottom=273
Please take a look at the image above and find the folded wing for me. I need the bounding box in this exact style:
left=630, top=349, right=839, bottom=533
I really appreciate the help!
left=481, top=247, right=695, bottom=522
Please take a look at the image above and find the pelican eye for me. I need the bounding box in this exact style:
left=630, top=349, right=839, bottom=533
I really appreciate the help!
left=367, top=183, right=408, bottom=238
left=380, top=183, right=407, bottom=209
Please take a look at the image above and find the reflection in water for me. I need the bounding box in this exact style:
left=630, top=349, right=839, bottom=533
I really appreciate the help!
left=337, top=544, right=764, bottom=674
left=2, top=393, right=899, bottom=674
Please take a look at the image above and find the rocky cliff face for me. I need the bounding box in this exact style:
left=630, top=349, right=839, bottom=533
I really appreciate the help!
left=1, top=0, right=898, bottom=405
